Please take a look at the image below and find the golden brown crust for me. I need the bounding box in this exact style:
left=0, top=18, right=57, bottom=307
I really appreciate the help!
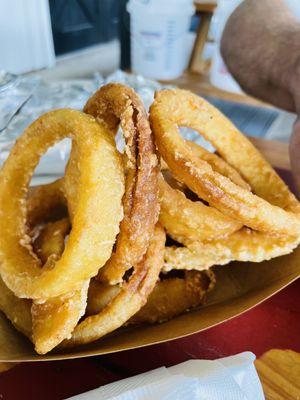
left=0, top=109, right=124, bottom=300
left=163, top=229, right=300, bottom=272
left=0, top=277, right=32, bottom=338
left=159, top=174, right=243, bottom=243
left=150, top=89, right=300, bottom=236
left=150, top=89, right=300, bottom=272
left=32, top=218, right=70, bottom=264
left=62, top=224, right=166, bottom=347
left=31, top=281, right=89, bottom=355
left=0, top=109, right=125, bottom=354
left=27, top=179, right=66, bottom=226
left=3, top=85, right=300, bottom=355
left=130, top=270, right=215, bottom=324
left=30, top=217, right=87, bottom=354
left=187, top=140, right=250, bottom=190
left=84, top=83, right=159, bottom=285
left=86, top=270, right=215, bottom=325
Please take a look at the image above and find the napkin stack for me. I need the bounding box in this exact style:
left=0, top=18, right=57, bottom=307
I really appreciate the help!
left=68, top=352, right=265, bottom=400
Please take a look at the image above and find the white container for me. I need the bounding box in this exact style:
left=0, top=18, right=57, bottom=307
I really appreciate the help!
left=0, top=0, right=55, bottom=74
left=210, top=49, right=242, bottom=93
left=210, top=0, right=243, bottom=93
left=127, top=0, right=195, bottom=80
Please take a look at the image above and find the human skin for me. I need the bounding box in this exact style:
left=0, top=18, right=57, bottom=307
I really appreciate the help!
left=221, top=0, right=300, bottom=191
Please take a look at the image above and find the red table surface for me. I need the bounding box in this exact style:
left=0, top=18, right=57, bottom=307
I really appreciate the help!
left=0, top=169, right=299, bottom=400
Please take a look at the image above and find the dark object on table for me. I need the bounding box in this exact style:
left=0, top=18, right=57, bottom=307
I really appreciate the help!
left=49, top=0, right=119, bottom=55
left=119, top=0, right=131, bottom=70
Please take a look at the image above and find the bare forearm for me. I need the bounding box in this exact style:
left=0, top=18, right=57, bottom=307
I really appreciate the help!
left=221, top=0, right=300, bottom=111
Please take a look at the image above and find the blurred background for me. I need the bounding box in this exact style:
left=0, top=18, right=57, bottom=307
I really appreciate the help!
left=1, top=0, right=300, bottom=154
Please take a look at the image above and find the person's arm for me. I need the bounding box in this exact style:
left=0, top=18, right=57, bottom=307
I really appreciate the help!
left=221, top=0, right=300, bottom=111
left=221, top=0, right=300, bottom=190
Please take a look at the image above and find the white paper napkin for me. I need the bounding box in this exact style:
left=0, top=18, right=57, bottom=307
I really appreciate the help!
left=68, top=352, right=265, bottom=400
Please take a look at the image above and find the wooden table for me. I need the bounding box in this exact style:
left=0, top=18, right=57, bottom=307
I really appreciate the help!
left=194, top=0, right=217, bottom=14
left=256, top=349, right=300, bottom=399
left=189, top=1, right=217, bottom=73
left=167, top=71, right=273, bottom=108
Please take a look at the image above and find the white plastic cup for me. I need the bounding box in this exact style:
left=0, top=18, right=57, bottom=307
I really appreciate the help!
left=210, top=50, right=242, bottom=93
left=127, top=0, right=195, bottom=80
left=210, top=0, right=243, bottom=93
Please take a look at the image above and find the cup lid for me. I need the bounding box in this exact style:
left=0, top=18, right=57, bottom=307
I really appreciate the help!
left=127, top=0, right=195, bottom=16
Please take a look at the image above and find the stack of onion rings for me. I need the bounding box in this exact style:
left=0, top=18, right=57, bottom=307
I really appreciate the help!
left=0, top=84, right=298, bottom=355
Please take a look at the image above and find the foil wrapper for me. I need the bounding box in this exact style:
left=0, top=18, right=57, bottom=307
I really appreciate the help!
left=0, top=70, right=212, bottom=184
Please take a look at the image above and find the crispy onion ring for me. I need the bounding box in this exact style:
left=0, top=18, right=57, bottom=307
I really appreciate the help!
left=0, top=109, right=124, bottom=300
left=159, top=138, right=252, bottom=243
left=27, top=178, right=66, bottom=226
left=130, top=270, right=215, bottom=324
left=163, top=229, right=299, bottom=272
left=0, top=216, right=88, bottom=354
left=150, top=89, right=300, bottom=236
left=0, top=192, right=69, bottom=347
left=86, top=270, right=215, bottom=324
left=32, top=280, right=89, bottom=354
left=84, top=83, right=159, bottom=285
left=62, top=224, right=165, bottom=347
left=187, top=140, right=250, bottom=190
left=151, top=89, right=300, bottom=271
left=0, top=278, right=32, bottom=338
left=160, top=143, right=300, bottom=269
left=30, top=218, right=88, bottom=354
left=32, top=218, right=70, bottom=264
left=159, top=173, right=242, bottom=244
left=3, top=83, right=157, bottom=353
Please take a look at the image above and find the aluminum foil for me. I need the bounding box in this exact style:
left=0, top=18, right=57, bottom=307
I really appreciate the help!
left=0, top=70, right=212, bottom=184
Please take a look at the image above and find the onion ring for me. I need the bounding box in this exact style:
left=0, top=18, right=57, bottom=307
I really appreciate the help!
left=62, top=224, right=165, bottom=347
left=0, top=278, right=32, bottom=338
left=0, top=109, right=124, bottom=300
left=32, top=218, right=70, bottom=264
left=27, top=178, right=66, bottom=226
left=86, top=270, right=215, bottom=324
left=163, top=228, right=299, bottom=272
left=0, top=192, right=69, bottom=346
left=159, top=173, right=243, bottom=243
left=159, top=138, right=252, bottom=242
left=1, top=122, right=123, bottom=354
left=30, top=218, right=88, bottom=354
left=31, top=281, right=89, bottom=354
left=86, top=280, right=121, bottom=316
left=0, top=215, right=88, bottom=354
left=84, top=83, right=159, bottom=285
left=150, top=89, right=300, bottom=236
left=187, top=140, right=250, bottom=190
left=130, top=270, right=215, bottom=324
